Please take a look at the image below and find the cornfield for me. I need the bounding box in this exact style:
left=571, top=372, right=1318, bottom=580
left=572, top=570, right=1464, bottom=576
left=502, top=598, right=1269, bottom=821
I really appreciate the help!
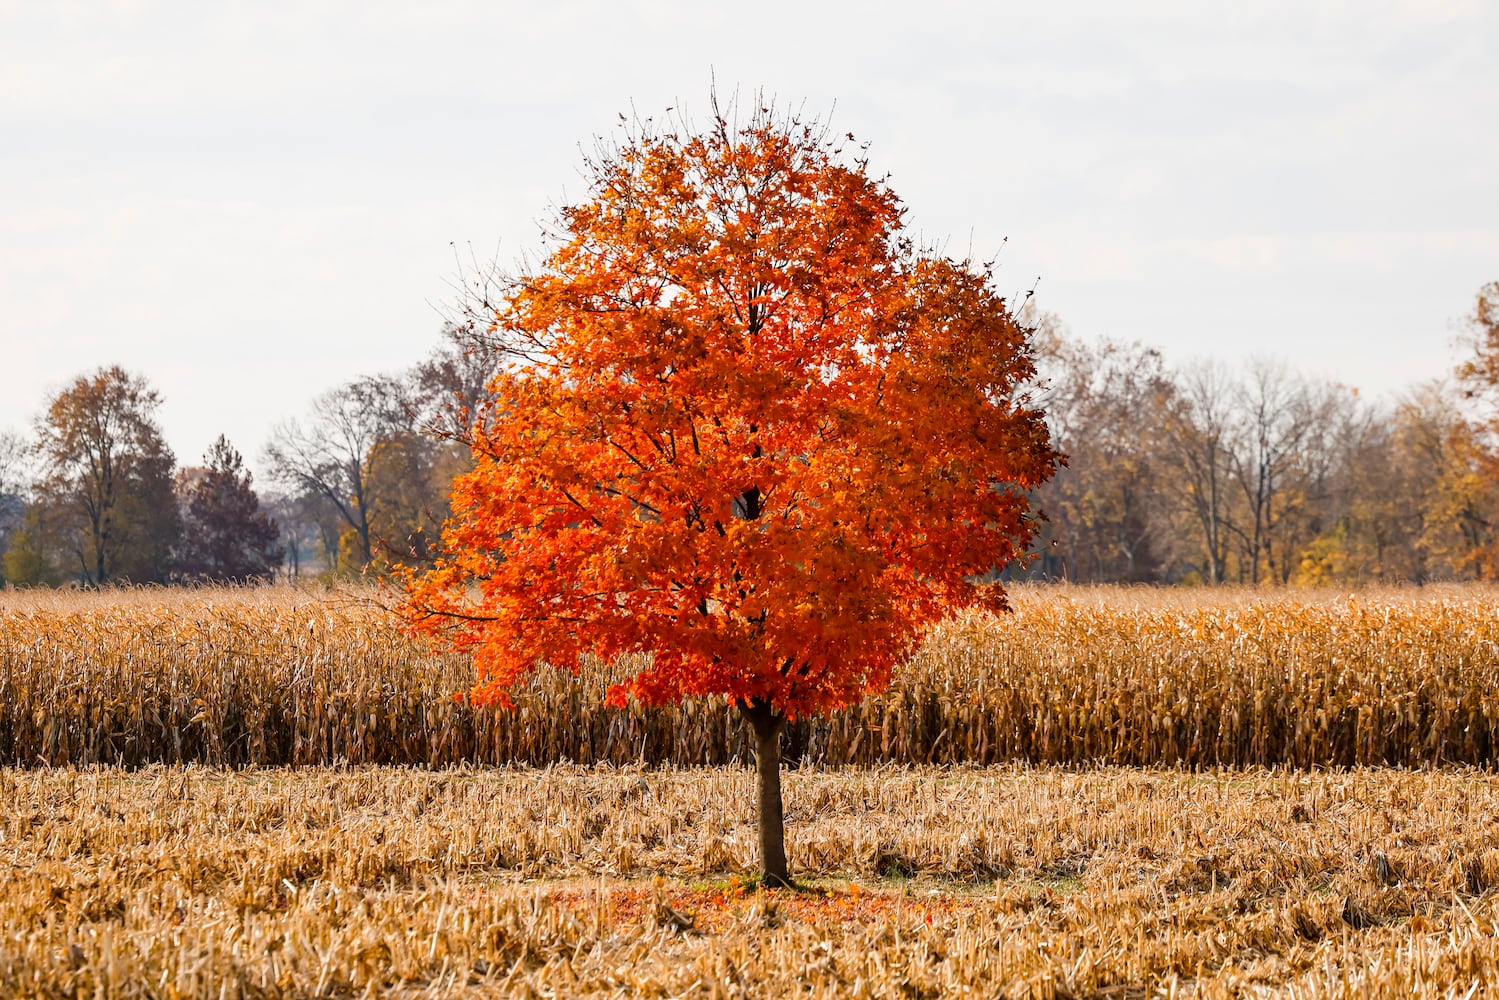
left=2, top=584, right=1498, bottom=768
left=11, top=587, right=1499, bottom=996
left=7, top=764, right=1499, bottom=996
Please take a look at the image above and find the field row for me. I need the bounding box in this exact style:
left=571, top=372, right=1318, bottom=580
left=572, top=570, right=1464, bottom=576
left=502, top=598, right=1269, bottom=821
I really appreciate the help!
left=6, top=765, right=1499, bottom=996
left=2, top=585, right=1498, bottom=767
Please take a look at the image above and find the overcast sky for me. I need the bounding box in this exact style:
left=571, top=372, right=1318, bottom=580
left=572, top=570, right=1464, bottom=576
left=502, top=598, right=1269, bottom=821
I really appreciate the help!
left=3, top=0, right=1496, bottom=479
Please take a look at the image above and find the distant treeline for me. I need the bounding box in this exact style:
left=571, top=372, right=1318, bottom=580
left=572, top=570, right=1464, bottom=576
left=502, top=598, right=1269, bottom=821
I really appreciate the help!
left=0, top=323, right=486, bottom=588
left=1019, top=286, right=1499, bottom=586
left=2, top=281, right=1497, bottom=589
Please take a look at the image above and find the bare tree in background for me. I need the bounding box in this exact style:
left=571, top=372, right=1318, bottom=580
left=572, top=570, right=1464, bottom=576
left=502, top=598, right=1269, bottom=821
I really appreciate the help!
left=1298, top=389, right=1392, bottom=583
left=263, top=375, right=411, bottom=570
left=260, top=490, right=336, bottom=580
left=1034, top=333, right=1177, bottom=582
left=1163, top=362, right=1239, bottom=584
left=0, top=430, right=26, bottom=490
left=0, top=431, right=31, bottom=578
left=410, top=321, right=505, bottom=444
left=1230, top=361, right=1348, bottom=584
left=263, top=370, right=467, bottom=574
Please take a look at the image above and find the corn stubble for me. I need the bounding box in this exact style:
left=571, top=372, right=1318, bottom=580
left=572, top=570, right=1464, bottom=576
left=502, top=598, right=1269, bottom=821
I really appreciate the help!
left=5, top=765, right=1499, bottom=997
left=2, top=585, right=1498, bottom=768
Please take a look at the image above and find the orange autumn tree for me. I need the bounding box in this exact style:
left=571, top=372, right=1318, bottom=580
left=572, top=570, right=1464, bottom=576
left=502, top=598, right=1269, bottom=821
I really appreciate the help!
left=403, top=98, right=1058, bottom=886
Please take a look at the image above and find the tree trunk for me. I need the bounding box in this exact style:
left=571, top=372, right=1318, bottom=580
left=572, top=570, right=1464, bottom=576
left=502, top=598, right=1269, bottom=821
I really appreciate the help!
left=741, top=699, right=791, bottom=887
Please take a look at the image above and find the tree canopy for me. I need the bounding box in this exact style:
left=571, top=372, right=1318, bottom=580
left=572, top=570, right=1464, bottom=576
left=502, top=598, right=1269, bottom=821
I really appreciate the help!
left=402, top=97, right=1059, bottom=884
left=33, top=366, right=179, bottom=585
left=405, top=103, right=1057, bottom=715
left=176, top=435, right=284, bottom=583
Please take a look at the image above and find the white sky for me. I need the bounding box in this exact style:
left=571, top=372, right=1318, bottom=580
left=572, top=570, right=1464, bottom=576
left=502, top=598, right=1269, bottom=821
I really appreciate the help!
left=3, top=0, right=1497, bottom=479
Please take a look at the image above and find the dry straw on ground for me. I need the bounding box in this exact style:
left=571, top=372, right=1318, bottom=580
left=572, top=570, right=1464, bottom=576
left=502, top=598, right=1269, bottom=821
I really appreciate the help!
left=1, top=584, right=1497, bottom=768
left=6, top=765, right=1499, bottom=997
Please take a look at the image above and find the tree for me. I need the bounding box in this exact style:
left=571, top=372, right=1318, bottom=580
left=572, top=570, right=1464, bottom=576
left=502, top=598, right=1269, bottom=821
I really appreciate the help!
left=363, top=432, right=468, bottom=568
left=264, top=372, right=466, bottom=575
left=1227, top=361, right=1347, bottom=584
left=411, top=320, right=506, bottom=445
left=1413, top=405, right=1499, bottom=579
left=402, top=97, right=1058, bottom=886
left=1296, top=394, right=1396, bottom=585
left=0, top=431, right=30, bottom=585
left=2, top=507, right=62, bottom=586
left=263, top=375, right=411, bottom=572
left=1033, top=331, right=1177, bottom=582
left=1431, top=280, right=1499, bottom=578
left=1456, top=280, right=1499, bottom=406
left=34, top=366, right=180, bottom=585
left=176, top=436, right=285, bottom=583
left=260, top=490, right=332, bottom=579
left=1163, top=362, right=1240, bottom=584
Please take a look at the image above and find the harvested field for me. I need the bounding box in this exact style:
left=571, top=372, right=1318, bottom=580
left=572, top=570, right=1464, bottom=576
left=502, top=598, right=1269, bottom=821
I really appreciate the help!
left=2, top=584, right=1498, bottom=768
left=6, top=764, right=1499, bottom=996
